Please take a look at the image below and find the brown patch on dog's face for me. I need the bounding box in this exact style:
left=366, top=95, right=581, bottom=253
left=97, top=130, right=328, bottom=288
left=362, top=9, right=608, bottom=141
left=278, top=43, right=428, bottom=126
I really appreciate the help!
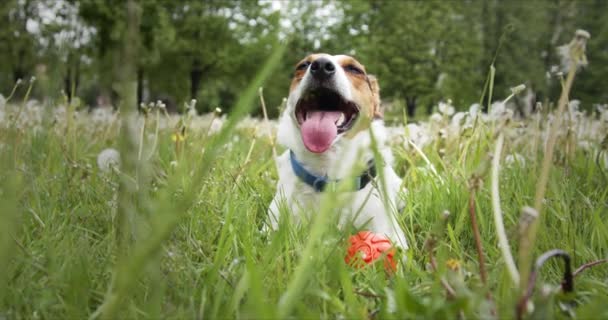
left=334, top=55, right=382, bottom=119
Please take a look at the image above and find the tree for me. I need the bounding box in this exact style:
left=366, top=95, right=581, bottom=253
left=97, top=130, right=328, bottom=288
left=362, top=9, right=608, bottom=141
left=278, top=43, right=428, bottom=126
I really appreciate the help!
left=136, top=1, right=175, bottom=106
left=2, top=0, right=604, bottom=114
left=0, top=0, right=38, bottom=92
left=76, top=0, right=127, bottom=106
left=570, top=0, right=608, bottom=106
left=332, top=0, right=483, bottom=117
left=159, top=2, right=241, bottom=104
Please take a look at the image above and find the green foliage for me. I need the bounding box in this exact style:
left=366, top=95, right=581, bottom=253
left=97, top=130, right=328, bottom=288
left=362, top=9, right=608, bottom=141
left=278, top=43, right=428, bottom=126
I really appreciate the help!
left=334, top=0, right=485, bottom=115
left=2, top=1, right=607, bottom=116
left=571, top=0, right=608, bottom=105
left=0, top=0, right=38, bottom=89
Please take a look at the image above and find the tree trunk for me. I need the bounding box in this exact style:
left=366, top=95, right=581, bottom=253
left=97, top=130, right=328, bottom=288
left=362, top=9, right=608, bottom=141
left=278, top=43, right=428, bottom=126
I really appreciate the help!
left=137, top=67, right=144, bottom=109
left=14, top=48, right=26, bottom=83
left=64, top=66, right=72, bottom=102
left=64, top=55, right=81, bottom=102
left=190, top=59, right=203, bottom=100
left=405, top=96, right=417, bottom=117
left=13, top=69, right=25, bottom=84
left=75, top=59, right=80, bottom=97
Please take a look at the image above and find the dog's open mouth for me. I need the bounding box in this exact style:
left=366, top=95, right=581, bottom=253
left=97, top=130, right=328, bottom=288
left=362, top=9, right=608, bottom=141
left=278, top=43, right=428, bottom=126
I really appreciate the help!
left=295, top=87, right=359, bottom=153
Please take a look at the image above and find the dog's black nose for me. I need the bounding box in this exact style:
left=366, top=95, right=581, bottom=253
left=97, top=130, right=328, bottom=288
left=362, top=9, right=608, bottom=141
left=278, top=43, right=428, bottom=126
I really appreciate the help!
left=310, top=57, right=335, bottom=80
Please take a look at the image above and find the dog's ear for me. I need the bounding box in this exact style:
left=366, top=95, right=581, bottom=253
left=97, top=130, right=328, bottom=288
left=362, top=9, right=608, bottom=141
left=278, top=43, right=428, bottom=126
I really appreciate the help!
left=368, top=75, right=382, bottom=118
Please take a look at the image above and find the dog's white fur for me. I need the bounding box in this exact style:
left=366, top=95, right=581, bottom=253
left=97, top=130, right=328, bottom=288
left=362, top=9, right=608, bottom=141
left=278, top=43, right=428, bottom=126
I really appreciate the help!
left=267, top=54, right=408, bottom=249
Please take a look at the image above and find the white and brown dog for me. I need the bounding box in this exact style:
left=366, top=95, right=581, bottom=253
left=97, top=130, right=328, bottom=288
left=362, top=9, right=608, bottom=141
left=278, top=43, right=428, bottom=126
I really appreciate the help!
left=268, top=53, right=407, bottom=250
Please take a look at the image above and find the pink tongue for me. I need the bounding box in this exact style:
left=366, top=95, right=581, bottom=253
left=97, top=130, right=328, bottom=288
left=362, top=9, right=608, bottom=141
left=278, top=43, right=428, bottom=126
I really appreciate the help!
left=301, top=111, right=341, bottom=153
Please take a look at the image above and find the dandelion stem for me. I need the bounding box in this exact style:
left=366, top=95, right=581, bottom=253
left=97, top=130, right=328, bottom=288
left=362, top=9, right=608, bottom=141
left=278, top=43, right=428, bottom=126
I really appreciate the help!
left=492, top=133, right=520, bottom=286
left=258, top=87, right=278, bottom=168
left=12, top=78, right=35, bottom=127
left=4, top=79, right=22, bottom=103
left=146, top=109, right=160, bottom=160
left=137, top=116, right=146, bottom=166
left=424, top=211, right=455, bottom=299
left=519, top=57, right=578, bottom=293
left=572, top=258, right=608, bottom=278
left=407, top=140, right=444, bottom=184
left=516, top=249, right=573, bottom=320
left=468, top=192, right=488, bottom=285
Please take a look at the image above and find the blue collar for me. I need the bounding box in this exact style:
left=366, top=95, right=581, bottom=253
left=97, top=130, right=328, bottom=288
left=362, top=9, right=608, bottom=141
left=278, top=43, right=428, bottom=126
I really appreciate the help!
left=289, top=150, right=376, bottom=192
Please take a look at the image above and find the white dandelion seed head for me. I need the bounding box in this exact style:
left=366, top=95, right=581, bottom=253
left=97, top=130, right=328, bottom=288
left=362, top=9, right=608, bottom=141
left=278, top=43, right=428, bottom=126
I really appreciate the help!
left=558, top=29, right=591, bottom=73
left=405, top=123, right=431, bottom=149
left=577, top=140, right=591, bottom=151
left=97, top=148, right=120, bottom=173
left=430, top=113, right=442, bottom=123
left=526, top=300, right=535, bottom=314
left=505, top=153, right=526, bottom=167
left=451, top=112, right=466, bottom=127
left=208, top=116, right=225, bottom=135
left=91, top=107, right=115, bottom=124
left=438, top=128, right=447, bottom=138
left=595, top=104, right=608, bottom=122
left=438, top=101, right=455, bottom=116
left=568, top=100, right=581, bottom=115
left=557, top=46, right=571, bottom=73
left=502, top=108, right=514, bottom=120
left=468, top=104, right=480, bottom=118
left=489, top=102, right=506, bottom=119
left=188, top=108, right=197, bottom=117
left=541, top=284, right=557, bottom=298
left=550, top=65, right=560, bottom=74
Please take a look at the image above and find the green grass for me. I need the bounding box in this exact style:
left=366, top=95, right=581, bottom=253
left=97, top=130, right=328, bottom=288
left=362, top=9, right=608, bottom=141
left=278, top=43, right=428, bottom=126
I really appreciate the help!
left=1, top=86, right=608, bottom=318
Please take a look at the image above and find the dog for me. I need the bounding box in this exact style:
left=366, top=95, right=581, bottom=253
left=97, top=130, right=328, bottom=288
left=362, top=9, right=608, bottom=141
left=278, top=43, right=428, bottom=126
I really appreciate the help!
left=267, top=53, right=408, bottom=250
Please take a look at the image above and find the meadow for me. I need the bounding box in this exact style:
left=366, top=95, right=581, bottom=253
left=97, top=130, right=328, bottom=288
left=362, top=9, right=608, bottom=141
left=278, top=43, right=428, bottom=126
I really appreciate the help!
left=1, top=53, right=607, bottom=320
left=2, top=0, right=608, bottom=318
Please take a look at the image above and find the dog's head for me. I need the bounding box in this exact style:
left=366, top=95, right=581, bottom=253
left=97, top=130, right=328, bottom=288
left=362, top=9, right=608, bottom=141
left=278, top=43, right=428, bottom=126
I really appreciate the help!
left=285, top=53, right=381, bottom=154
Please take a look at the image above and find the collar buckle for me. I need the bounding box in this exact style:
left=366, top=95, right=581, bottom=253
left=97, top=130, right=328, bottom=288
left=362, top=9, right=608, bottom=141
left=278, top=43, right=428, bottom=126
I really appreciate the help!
left=312, top=177, right=327, bottom=192
left=289, top=150, right=376, bottom=193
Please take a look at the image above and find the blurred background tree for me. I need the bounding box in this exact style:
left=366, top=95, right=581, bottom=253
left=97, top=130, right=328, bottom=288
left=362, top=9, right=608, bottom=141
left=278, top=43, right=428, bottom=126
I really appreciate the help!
left=0, top=0, right=39, bottom=86
left=0, top=0, right=606, bottom=118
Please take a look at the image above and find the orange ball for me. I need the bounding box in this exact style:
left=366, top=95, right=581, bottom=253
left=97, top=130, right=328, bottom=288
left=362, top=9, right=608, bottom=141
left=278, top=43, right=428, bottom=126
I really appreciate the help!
left=345, top=231, right=397, bottom=272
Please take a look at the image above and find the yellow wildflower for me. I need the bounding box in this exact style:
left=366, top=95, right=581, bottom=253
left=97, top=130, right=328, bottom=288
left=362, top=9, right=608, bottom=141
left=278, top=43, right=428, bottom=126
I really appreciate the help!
left=171, top=132, right=187, bottom=142
left=446, top=258, right=461, bottom=271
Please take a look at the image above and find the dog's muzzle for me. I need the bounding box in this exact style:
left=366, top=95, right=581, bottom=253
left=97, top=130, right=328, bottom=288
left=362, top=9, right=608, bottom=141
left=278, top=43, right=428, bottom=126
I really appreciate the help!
left=309, top=57, right=336, bottom=82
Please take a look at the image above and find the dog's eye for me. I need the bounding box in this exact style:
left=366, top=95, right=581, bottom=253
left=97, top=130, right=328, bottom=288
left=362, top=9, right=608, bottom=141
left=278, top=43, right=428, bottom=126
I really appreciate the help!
left=344, top=64, right=364, bottom=75
left=296, top=61, right=311, bottom=71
